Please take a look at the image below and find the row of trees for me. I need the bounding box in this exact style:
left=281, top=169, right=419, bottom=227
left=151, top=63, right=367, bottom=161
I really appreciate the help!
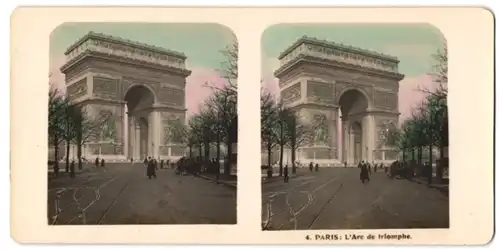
left=390, top=46, right=449, bottom=180
left=166, top=42, right=238, bottom=176
left=260, top=92, right=316, bottom=175
left=48, top=85, right=111, bottom=177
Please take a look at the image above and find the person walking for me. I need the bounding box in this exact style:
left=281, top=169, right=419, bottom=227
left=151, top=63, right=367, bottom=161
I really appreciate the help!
left=360, top=163, right=370, bottom=183
left=283, top=165, right=289, bottom=183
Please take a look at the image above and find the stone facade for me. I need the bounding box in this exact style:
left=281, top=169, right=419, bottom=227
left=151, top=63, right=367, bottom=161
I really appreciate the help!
left=275, top=36, right=404, bottom=165
left=61, top=32, right=191, bottom=161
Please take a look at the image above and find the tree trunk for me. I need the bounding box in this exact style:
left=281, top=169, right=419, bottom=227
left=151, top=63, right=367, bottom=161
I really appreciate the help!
left=77, top=125, right=83, bottom=170
left=291, top=146, right=297, bottom=174
left=198, top=145, right=202, bottom=159
left=411, top=148, right=416, bottom=163
left=189, top=146, right=193, bottom=158
left=429, top=144, right=434, bottom=182
left=216, top=131, right=221, bottom=165
left=225, top=133, right=232, bottom=176
left=267, top=142, right=273, bottom=177
left=417, top=147, right=422, bottom=166
left=402, top=148, right=406, bottom=162
left=65, top=140, right=70, bottom=172
left=438, top=142, right=445, bottom=182
left=278, top=123, right=284, bottom=176
left=204, top=140, right=210, bottom=165
left=53, top=136, right=59, bottom=177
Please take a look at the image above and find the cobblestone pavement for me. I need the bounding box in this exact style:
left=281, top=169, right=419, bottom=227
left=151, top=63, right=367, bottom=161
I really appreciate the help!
left=48, top=163, right=236, bottom=225
left=261, top=167, right=449, bottom=230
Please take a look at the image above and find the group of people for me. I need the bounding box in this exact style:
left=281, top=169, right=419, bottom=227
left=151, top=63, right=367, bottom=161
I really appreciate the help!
left=358, top=161, right=386, bottom=183
left=389, top=160, right=434, bottom=184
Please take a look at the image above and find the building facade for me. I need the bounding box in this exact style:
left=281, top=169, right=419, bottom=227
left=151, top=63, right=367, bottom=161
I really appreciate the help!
left=275, top=36, right=404, bottom=166
left=60, top=32, right=191, bottom=161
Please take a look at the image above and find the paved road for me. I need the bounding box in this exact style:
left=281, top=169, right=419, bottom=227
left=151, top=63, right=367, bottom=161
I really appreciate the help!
left=261, top=168, right=449, bottom=230
left=48, top=163, right=236, bottom=225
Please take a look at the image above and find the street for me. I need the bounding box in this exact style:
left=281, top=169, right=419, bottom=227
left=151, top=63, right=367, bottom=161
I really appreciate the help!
left=48, top=163, right=236, bottom=225
left=261, top=167, right=449, bottom=230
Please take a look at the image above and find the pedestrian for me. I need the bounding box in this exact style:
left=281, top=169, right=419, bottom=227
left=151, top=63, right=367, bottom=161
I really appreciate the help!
left=100, top=158, right=105, bottom=168
left=367, top=163, right=372, bottom=174
left=360, top=163, right=370, bottom=183
left=309, top=162, right=314, bottom=172
left=147, top=158, right=157, bottom=179
left=70, top=159, right=76, bottom=178
left=160, top=159, right=164, bottom=169
left=95, top=157, right=99, bottom=168
left=344, top=161, right=347, bottom=168
left=130, top=158, right=133, bottom=163
left=315, top=163, right=319, bottom=172
left=425, top=162, right=432, bottom=185
left=283, top=165, right=289, bottom=183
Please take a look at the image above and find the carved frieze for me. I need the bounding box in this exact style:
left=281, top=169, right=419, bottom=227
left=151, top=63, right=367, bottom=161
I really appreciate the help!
left=93, top=61, right=186, bottom=87
left=66, top=37, right=186, bottom=70
left=374, top=91, right=398, bottom=110
left=93, top=76, right=119, bottom=99
left=278, top=38, right=399, bottom=74
left=158, top=87, right=184, bottom=107
left=307, top=81, right=334, bottom=104
left=281, top=82, right=301, bottom=105
left=67, top=78, right=87, bottom=100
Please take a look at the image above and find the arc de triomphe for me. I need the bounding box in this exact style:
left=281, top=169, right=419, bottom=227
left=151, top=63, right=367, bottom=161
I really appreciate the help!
left=276, top=36, right=404, bottom=165
left=61, top=32, right=191, bottom=161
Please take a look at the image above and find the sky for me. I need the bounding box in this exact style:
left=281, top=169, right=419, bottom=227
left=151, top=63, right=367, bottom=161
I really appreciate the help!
left=50, top=22, right=235, bottom=117
left=261, top=23, right=446, bottom=122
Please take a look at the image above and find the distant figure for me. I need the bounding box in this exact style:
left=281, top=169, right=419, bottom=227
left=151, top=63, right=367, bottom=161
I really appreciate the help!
left=367, top=163, right=372, bottom=174
left=130, top=158, right=133, bottom=163
left=70, top=160, right=76, bottom=178
left=147, top=158, right=157, bottom=179
left=344, top=161, right=347, bottom=168
left=425, top=162, right=432, bottom=185
left=160, top=159, right=164, bottom=169
left=374, top=164, right=378, bottom=172
left=283, top=165, right=289, bottom=183
left=143, top=157, right=148, bottom=166
left=309, top=162, right=314, bottom=172
left=95, top=157, right=99, bottom=168
left=100, top=158, right=105, bottom=168
left=315, top=163, right=319, bottom=172
left=360, top=163, right=370, bottom=183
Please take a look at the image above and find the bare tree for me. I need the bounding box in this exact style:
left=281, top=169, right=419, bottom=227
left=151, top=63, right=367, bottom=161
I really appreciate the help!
left=48, top=86, right=69, bottom=177
left=260, top=91, right=279, bottom=170
left=283, top=109, right=314, bottom=174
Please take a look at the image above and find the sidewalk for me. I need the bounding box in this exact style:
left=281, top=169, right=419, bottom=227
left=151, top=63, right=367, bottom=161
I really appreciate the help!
left=409, top=176, right=449, bottom=196
left=195, top=172, right=237, bottom=188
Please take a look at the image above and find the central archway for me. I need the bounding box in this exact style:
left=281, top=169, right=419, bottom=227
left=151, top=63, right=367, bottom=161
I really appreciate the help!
left=338, top=88, right=369, bottom=164
left=124, top=85, right=156, bottom=161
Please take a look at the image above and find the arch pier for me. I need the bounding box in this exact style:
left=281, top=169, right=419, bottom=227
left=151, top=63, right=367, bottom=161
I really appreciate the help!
left=275, top=36, right=405, bottom=166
